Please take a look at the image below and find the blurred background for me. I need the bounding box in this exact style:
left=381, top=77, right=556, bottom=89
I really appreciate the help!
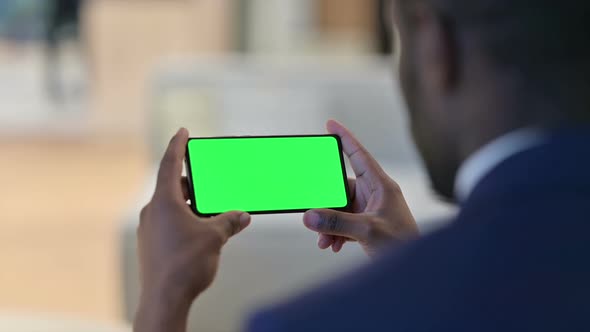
left=0, top=0, right=455, bottom=331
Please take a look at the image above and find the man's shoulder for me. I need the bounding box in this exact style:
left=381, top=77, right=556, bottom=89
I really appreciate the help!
left=246, top=201, right=590, bottom=332
left=245, top=222, right=487, bottom=332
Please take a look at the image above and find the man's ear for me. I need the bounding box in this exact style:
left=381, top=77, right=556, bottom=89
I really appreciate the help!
left=412, top=3, right=458, bottom=94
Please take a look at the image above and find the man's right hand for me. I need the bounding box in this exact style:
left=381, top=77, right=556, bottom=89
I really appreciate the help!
left=303, top=120, right=419, bottom=257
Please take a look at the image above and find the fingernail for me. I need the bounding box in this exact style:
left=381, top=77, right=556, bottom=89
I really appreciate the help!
left=304, top=211, right=321, bottom=229
left=239, top=213, right=251, bottom=227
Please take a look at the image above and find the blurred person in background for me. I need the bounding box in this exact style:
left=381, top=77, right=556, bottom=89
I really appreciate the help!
left=376, top=0, right=393, bottom=54
left=45, top=0, right=84, bottom=104
left=135, top=0, right=590, bottom=331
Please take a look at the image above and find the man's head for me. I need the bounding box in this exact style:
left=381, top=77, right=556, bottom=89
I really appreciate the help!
left=390, top=0, right=590, bottom=200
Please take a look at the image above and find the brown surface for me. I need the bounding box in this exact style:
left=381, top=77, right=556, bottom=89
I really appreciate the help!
left=85, top=0, right=232, bottom=138
left=317, top=0, right=377, bottom=33
left=0, top=140, right=147, bottom=323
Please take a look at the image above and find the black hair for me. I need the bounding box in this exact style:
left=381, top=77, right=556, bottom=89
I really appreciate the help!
left=402, top=1, right=590, bottom=66
left=399, top=0, right=590, bottom=119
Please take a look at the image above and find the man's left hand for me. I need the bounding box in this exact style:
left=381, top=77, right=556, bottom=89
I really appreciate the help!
left=134, top=128, right=251, bottom=332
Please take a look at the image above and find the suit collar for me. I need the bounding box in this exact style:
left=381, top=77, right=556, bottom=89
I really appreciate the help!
left=455, top=128, right=545, bottom=203
left=457, top=126, right=590, bottom=219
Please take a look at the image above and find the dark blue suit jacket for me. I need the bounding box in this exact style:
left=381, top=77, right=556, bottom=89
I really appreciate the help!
left=247, top=128, right=590, bottom=331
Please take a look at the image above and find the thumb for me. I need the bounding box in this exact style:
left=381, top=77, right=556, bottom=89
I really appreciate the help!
left=303, top=209, right=371, bottom=242
left=210, top=211, right=252, bottom=244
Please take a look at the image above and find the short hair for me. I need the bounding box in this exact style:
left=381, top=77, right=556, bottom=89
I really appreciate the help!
left=399, top=0, right=590, bottom=118
left=399, top=0, right=590, bottom=70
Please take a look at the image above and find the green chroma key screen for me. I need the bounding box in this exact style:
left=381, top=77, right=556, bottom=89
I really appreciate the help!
left=185, top=135, right=350, bottom=216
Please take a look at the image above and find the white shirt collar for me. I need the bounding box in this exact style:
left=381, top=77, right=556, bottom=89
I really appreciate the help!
left=454, top=128, right=545, bottom=202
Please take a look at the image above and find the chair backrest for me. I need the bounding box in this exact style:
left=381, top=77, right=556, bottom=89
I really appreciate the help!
left=148, top=57, right=420, bottom=165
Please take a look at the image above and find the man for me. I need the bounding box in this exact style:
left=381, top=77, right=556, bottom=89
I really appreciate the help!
left=45, top=0, right=84, bottom=103
left=135, top=0, right=590, bottom=331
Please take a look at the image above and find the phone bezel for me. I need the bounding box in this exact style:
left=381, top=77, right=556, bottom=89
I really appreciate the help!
left=184, top=134, right=351, bottom=217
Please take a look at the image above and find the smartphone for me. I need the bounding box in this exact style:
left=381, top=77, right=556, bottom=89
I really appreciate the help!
left=185, top=135, right=350, bottom=216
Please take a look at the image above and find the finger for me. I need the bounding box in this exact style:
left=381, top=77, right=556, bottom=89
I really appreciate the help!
left=318, top=233, right=334, bottom=249
left=314, top=178, right=358, bottom=247
left=319, top=233, right=354, bottom=249
left=303, top=209, right=371, bottom=242
left=155, top=128, right=189, bottom=201
left=346, top=178, right=357, bottom=212
left=181, top=176, right=190, bottom=201
left=210, top=211, right=251, bottom=244
left=347, top=178, right=356, bottom=194
left=327, top=120, right=386, bottom=186
left=332, top=237, right=346, bottom=253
